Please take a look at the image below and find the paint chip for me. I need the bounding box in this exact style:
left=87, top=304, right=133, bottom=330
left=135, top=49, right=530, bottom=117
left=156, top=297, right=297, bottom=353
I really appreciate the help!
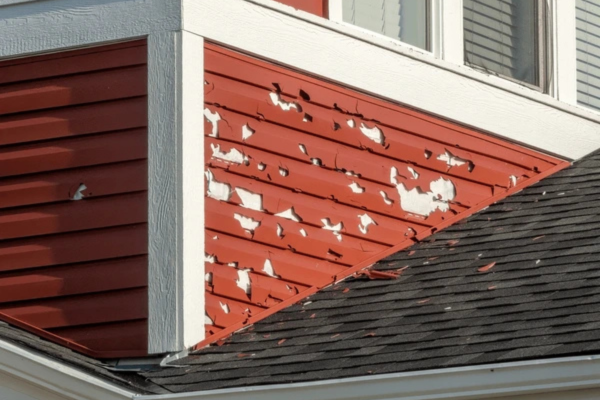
left=263, top=259, right=279, bottom=278
left=393, top=175, right=456, bottom=217
left=235, top=187, right=264, bottom=211
left=211, top=143, right=247, bottom=164
left=322, top=218, right=343, bottom=241
left=236, top=269, right=252, bottom=295
left=380, top=191, right=393, bottom=205
left=437, top=149, right=470, bottom=168
left=358, top=213, right=377, bottom=234
left=220, top=302, right=230, bottom=314
left=349, top=181, right=365, bottom=194
left=347, top=119, right=356, bottom=128
left=299, top=228, right=308, bottom=237
left=424, top=150, right=432, bottom=159
left=277, top=224, right=284, bottom=238
left=205, top=272, right=213, bottom=284
left=359, top=123, right=385, bottom=145
left=205, top=253, right=217, bottom=263
left=258, top=163, right=266, bottom=171
left=311, top=158, right=322, bottom=166
left=228, top=262, right=238, bottom=268
left=269, top=92, right=300, bottom=111
left=279, top=167, right=289, bottom=177
left=303, top=113, right=313, bottom=122
left=204, top=108, right=221, bottom=137
left=478, top=262, right=496, bottom=272
left=407, top=167, right=419, bottom=180
left=299, top=144, right=308, bottom=155
left=234, top=213, right=261, bottom=233
left=205, top=170, right=232, bottom=201
left=242, top=124, right=255, bottom=141
left=205, top=313, right=214, bottom=325
left=275, top=207, right=302, bottom=222
left=72, top=184, right=87, bottom=201
left=509, top=175, right=518, bottom=187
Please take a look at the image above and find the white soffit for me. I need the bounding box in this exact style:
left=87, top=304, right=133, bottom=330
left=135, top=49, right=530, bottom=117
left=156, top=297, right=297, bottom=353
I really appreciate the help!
left=184, top=0, right=600, bottom=161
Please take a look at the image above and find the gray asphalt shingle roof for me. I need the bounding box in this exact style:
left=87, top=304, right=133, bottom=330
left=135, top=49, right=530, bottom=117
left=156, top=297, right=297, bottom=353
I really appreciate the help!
left=4, top=150, right=600, bottom=395
left=140, top=150, right=600, bottom=392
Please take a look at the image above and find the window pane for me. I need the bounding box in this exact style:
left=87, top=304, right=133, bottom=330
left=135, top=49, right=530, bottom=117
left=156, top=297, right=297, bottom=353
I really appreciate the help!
left=342, top=0, right=429, bottom=50
left=577, top=0, right=600, bottom=110
left=464, top=0, right=538, bottom=85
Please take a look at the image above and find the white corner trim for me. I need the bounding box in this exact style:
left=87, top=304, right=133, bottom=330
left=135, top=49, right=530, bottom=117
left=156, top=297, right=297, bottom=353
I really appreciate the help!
left=184, top=0, right=600, bottom=160
left=136, top=355, right=600, bottom=400
left=148, top=30, right=205, bottom=354
left=0, top=337, right=133, bottom=400
left=0, top=0, right=180, bottom=60
left=180, top=30, right=206, bottom=348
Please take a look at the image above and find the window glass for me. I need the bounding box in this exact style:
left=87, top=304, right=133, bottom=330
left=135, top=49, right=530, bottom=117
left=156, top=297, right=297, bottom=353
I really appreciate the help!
left=342, top=0, right=429, bottom=50
left=577, top=0, right=600, bottom=110
left=464, top=0, right=539, bottom=86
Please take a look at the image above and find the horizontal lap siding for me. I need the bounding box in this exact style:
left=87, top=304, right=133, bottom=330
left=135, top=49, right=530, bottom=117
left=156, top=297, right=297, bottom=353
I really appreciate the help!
left=202, top=43, right=564, bottom=342
left=0, top=40, right=148, bottom=358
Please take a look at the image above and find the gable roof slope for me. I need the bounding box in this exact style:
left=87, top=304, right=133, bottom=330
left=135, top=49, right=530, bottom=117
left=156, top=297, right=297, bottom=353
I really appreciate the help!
left=141, top=150, right=600, bottom=392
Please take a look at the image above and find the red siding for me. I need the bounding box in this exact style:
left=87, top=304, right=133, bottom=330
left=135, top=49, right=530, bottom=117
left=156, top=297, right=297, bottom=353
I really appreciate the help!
left=0, top=41, right=148, bottom=358
left=273, top=0, right=328, bottom=17
left=201, top=43, right=568, bottom=344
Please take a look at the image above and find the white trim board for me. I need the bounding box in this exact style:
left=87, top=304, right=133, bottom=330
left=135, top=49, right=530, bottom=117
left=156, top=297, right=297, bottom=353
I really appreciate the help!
left=184, top=0, right=600, bottom=160
left=147, top=30, right=205, bottom=354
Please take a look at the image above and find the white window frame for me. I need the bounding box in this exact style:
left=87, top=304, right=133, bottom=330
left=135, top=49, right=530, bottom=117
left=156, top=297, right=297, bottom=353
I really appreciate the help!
left=329, top=0, right=577, bottom=103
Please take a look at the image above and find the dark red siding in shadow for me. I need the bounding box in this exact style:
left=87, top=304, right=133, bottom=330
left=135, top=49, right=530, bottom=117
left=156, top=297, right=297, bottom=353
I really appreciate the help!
left=274, top=0, right=328, bottom=17
left=0, top=40, right=148, bottom=358
left=200, top=43, right=568, bottom=346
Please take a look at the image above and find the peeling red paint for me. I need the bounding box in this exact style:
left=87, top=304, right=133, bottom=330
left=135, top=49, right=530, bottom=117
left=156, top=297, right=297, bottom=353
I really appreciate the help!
left=198, top=43, right=568, bottom=349
left=478, top=262, right=497, bottom=273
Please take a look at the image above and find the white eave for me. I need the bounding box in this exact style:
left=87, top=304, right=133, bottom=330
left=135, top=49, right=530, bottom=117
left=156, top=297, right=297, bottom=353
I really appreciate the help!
left=3, top=335, right=600, bottom=400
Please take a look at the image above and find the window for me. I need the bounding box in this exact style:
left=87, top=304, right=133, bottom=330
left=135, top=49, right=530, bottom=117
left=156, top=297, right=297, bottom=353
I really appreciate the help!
left=577, top=0, right=600, bottom=110
left=340, top=0, right=430, bottom=51
left=464, top=0, right=544, bottom=88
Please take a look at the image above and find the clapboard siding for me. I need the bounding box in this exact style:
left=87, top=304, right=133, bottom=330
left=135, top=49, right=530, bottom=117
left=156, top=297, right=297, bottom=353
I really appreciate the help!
left=577, top=0, right=600, bottom=110
left=202, top=43, right=564, bottom=341
left=0, top=40, right=148, bottom=358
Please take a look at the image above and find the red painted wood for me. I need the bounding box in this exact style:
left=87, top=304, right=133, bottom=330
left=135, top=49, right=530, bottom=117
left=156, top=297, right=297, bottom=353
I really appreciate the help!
left=200, top=43, right=568, bottom=347
left=0, top=65, right=147, bottom=115
left=0, top=128, right=147, bottom=178
left=0, top=192, right=147, bottom=240
left=48, top=319, right=148, bottom=356
left=0, top=97, right=147, bottom=146
left=0, top=42, right=146, bottom=85
left=273, top=0, right=327, bottom=17
left=206, top=292, right=266, bottom=328
left=0, top=160, right=148, bottom=209
left=0, top=256, right=148, bottom=303
left=0, top=41, right=148, bottom=358
left=205, top=231, right=346, bottom=286
left=209, top=168, right=420, bottom=245
left=0, top=288, right=147, bottom=329
left=206, top=263, right=308, bottom=306
left=0, top=224, right=148, bottom=273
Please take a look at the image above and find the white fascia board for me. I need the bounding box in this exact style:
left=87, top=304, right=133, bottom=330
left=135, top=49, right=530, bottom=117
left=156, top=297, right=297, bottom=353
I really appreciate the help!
left=184, top=0, right=600, bottom=161
left=0, top=0, right=180, bottom=60
left=0, top=338, right=133, bottom=400
left=137, top=355, right=600, bottom=400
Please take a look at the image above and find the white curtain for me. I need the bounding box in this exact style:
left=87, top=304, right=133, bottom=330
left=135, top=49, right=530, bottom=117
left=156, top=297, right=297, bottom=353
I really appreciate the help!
left=342, top=0, right=428, bottom=50
left=577, top=0, right=600, bottom=110
left=464, top=0, right=537, bottom=85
